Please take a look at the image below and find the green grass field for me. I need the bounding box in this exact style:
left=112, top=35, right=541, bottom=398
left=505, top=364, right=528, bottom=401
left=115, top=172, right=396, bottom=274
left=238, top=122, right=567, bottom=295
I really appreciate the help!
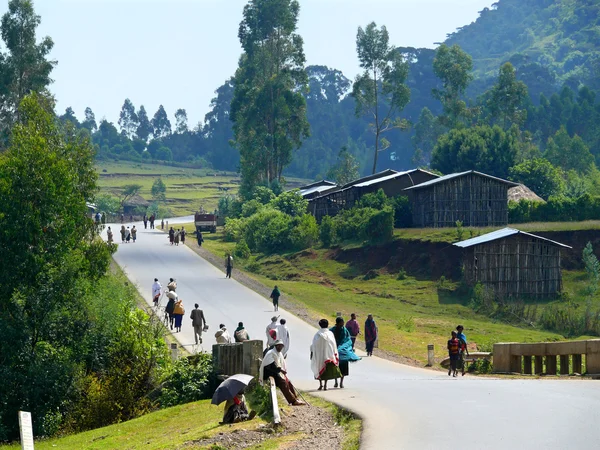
left=191, top=223, right=600, bottom=365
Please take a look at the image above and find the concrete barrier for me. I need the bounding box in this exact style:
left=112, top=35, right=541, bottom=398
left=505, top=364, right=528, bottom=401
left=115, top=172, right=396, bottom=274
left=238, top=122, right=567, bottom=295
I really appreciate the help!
left=212, top=340, right=263, bottom=378
left=493, top=339, right=600, bottom=375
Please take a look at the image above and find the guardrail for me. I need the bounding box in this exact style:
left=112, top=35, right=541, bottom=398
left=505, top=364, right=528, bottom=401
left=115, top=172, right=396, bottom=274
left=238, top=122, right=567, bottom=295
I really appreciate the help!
left=493, top=339, right=600, bottom=375
left=268, top=377, right=281, bottom=425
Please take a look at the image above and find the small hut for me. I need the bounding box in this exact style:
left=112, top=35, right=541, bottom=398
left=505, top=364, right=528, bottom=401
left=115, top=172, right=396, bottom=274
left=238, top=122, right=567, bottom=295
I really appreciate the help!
left=309, top=169, right=438, bottom=221
left=405, top=170, right=519, bottom=228
left=123, top=194, right=150, bottom=214
left=454, top=228, right=571, bottom=299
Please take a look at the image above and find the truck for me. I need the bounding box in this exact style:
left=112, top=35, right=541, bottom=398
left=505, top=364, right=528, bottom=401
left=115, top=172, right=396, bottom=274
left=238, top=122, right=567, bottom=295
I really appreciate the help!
left=194, top=212, right=217, bottom=233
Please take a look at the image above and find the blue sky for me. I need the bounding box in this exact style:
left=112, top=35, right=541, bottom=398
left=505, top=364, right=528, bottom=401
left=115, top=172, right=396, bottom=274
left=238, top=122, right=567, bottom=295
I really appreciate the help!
left=15, top=0, right=493, bottom=126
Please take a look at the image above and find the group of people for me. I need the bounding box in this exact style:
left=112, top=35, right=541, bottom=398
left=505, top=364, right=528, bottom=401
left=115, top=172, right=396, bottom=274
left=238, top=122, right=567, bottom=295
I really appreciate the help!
left=447, top=325, right=469, bottom=377
left=116, top=225, right=137, bottom=243
left=168, top=227, right=187, bottom=246
left=152, top=277, right=185, bottom=332
left=143, top=214, right=156, bottom=230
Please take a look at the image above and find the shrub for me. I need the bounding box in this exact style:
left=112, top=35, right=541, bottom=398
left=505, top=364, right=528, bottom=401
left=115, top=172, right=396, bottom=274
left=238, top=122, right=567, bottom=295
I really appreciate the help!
left=234, top=239, right=251, bottom=259
left=269, top=190, right=308, bottom=217
left=358, top=189, right=388, bottom=209
left=392, top=195, right=412, bottom=228
left=508, top=194, right=600, bottom=223
left=365, top=206, right=394, bottom=244
left=319, top=215, right=337, bottom=248
left=158, top=355, right=214, bottom=408
left=244, top=256, right=261, bottom=273
left=241, top=199, right=264, bottom=218
left=289, top=214, right=319, bottom=250
left=253, top=186, right=276, bottom=204
left=224, top=217, right=246, bottom=242
left=396, top=316, right=415, bottom=332
left=244, top=208, right=292, bottom=253
left=397, top=267, right=407, bottom=280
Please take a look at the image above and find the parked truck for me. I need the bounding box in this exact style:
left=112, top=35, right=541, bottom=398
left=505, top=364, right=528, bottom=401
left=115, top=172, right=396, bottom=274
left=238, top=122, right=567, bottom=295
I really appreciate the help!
left=194, top=212, right=217, bottom=233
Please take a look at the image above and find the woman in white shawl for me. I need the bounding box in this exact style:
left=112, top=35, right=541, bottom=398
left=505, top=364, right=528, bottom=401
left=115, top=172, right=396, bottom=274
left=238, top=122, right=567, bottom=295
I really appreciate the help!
left=310, top=319, right=341, bottom=391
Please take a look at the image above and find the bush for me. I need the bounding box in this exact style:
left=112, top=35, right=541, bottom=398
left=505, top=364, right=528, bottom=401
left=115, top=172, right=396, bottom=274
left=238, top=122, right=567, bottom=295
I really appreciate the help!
left=241, top=199, right=264, bottom=218
left=392, top=195, right=412, bottom=228
left=224, top=217, right=246, bottom=242
left=158, top=355, right=214, bottom=408
left=234, top=239, right=251, bottom=259
left=269, top=190, right=308, bottom=217
left=358, top=189, right=388, bottom=209
left=508, top=194, right=600, bottom=223
left=319, top=215, right=337, bottom=247
left=365, top=206, right=394, bottom=244
left=244, top=208, right=292, bottom=254
left=397, top=267, right=407, bottom=280
left=289, top=214, right=319, bottom=250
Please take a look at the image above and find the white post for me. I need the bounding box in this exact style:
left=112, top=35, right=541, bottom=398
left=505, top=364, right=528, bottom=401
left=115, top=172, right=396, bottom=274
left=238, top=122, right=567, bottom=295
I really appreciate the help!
left=170, top=343, right=179, bottom=361
left=269, top=377, right=281, bottom=425
left=18, top=411, right=34, bottom=450
left=336, top=311, right=342, bottom=318
left=427, top=344, right=435, bottom=367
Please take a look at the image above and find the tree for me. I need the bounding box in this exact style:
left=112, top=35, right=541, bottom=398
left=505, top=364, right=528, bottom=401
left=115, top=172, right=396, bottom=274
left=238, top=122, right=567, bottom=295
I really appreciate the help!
left=231, top=0, right=310, bottom=197
left=155, top=146, right=172, bottom=161
left=509, top=158, right=565, bottom=200
left=203, top=79, right=238, bottom=170
left=583, top=242, right=600, bottom=297
left=327, top=146, right=359, bottom=185
left=82, top=107, right=97, bottom=132
left=544, top=126, right=595, bottom=174
left=151, top=105, right=171, bottom=138
left=95, top=193, right=120, bottom=215
left=352, top=22, right=411, bottom=174
left=411, top=107, right=445, bottom=165
left=151, top=178, right=167, bottom=202
left=0, top=94, right=113, bottom=439
left=269, top=190, right=308, bottom=217
left=486, top=62, right=528, bottom=129
left=432, top=44, right=473, bottom=128
left=60, top=107, right=79, bottom=126
left=174, top=108, right=188, bottom=134
left=0, top=0, right=56, bottom=133
left=117, top=184, right=142, bottom=211
left=118, top=98, right=139, bottom=138
left=136, top=105, right=153, bottom=141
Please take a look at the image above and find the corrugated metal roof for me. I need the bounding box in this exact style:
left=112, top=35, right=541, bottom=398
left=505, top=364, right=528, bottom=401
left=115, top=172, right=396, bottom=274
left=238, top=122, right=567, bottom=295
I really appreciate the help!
left=340, top=169, right=399, bottom=189
left=453, top=227, right=572, bottom=249
left=352, top=169, right=433, bottom=188
left=300, top=184, right=338, bottom=197
left=299, top=179, right=337, bottom=190
left=404, top=170, right=519, bottom=191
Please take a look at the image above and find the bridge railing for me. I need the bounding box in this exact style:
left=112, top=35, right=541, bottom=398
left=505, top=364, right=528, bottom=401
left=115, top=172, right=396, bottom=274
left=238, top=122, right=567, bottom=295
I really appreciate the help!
left=493, top=339, right=600, bottom=375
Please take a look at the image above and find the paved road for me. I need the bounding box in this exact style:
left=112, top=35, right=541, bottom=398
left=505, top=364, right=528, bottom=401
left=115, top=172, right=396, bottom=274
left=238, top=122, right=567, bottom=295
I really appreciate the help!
left=111, top=222, right=600, bottom=450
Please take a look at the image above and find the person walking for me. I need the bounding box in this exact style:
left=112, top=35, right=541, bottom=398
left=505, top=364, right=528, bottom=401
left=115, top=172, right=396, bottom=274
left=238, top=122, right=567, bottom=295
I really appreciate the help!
left=152, top=278, right=162, bottom=307
left=448, top=331, right=460, bottom=377
left=150, top=214, right=155, bottom=229
left=260, top=341, right=304, bottom=406
left=165, top=291, right=177, bottom=330
left=190, top=304, right=206, bottom=344
left=161, top=219, right=164, bottom=230
left=143, top=215, right=148, bottom=229
left=311, top=319, right=341, bottom=391
left=234, top=322, right=250, bottom=342
left=456, top=325, right=469, bottom=376
left=276, top=318, right=290, bottom=358
left=266, top=316, right=278, bottom=346
left=180, top=227, right=186, bottom=245
left=345, top=313, right=360, bottom=351
left=120, top=225, right=126, bottom=243
left=107, top=226, right=113, bottom=244
left=173, top=297, right=185, bottom=332
left=120, top=213, right=124, bottom=224
left=365, top=314, right=378, bottom=357
left=169, top=227, right=175, bottom=245
left=196, top=230, right=204, bottom=247
left=167, top=278, right=177, bottom=292
left=331, top=317, right=360, bottom=388
left=225, top=253, right=233, bottom=278
left=270, top=286, right=281, bottom=312
left=215, top=324, right=233, bottom=344
left=125, top=226, right=131, bottom=243
left=174, top=228, right=180, bottom=246
left=131, top=225, right=137, bottom=243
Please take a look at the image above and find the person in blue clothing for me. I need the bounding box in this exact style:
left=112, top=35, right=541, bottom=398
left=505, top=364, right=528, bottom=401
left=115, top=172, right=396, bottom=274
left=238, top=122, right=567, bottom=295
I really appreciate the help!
left=330, top=316, right=361, bottom=388
left=456, top=325, right=469, bottom=376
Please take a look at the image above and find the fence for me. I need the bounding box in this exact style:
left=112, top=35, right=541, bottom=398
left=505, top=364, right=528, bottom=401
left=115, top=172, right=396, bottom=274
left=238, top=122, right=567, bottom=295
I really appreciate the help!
left=493, top=340, right=600, bottom=375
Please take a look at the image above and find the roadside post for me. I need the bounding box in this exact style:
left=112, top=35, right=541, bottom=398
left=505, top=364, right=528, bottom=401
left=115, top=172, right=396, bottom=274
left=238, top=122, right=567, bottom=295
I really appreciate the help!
left=18, top=411, right=34, bottom=450
left=170, top=342, right=179, bottom=361
left=427, top=344, right=435, bottom=367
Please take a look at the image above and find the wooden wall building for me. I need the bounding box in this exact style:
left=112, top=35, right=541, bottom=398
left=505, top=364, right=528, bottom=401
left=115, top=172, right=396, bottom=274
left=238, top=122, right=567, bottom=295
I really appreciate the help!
left=308, top=169, right=438, bottom=222
left=454, top=228, right=571, bottom=299
left=405, top=170, right=519, bottom=228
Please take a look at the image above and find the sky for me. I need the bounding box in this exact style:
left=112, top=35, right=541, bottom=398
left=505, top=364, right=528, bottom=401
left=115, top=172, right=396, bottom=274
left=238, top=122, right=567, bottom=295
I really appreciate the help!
left=12, top=0, right=494, bottom=127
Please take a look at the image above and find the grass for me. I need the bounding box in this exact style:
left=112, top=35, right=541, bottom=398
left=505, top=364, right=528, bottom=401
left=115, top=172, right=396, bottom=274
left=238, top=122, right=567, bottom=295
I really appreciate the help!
left=0, top=400, right=267, bottom=450
left=192, top=224, right=600, bottom=365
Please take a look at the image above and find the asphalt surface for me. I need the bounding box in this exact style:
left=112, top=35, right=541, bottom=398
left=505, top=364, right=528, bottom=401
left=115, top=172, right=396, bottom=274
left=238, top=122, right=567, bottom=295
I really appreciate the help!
left=110, top=221, right=600, bottom=450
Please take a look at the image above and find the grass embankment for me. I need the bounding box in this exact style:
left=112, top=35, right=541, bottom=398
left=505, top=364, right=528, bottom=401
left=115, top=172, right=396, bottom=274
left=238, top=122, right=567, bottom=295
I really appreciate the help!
left=188, top=222, right=600, bottom=365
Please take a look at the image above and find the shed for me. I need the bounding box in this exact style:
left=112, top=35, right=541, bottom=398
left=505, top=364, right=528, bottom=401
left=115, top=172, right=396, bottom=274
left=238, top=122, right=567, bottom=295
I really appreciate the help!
left=298, top=180, right=338, bottom=200
left=309, top=169, right=439, bottom=221
left=123, top=194, right=150, bottom=214
left=405, top=170, right=519, bottom=228
left=454, top=228, right=571, bottom=299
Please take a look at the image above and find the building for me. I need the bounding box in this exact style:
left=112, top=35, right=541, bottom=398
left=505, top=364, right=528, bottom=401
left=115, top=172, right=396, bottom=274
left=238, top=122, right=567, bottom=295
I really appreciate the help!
left=308, top=169, right=439, bottom=221
left=405, top=170, right=519, bottom=228
left=454, top=228, right=571, bottom=299
left=298, top=180, right=338, bottom=200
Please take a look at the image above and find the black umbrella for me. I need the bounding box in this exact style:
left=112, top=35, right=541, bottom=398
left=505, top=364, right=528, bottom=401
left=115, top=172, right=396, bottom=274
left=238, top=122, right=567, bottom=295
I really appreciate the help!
left=211, top=374, right=254, bottom=405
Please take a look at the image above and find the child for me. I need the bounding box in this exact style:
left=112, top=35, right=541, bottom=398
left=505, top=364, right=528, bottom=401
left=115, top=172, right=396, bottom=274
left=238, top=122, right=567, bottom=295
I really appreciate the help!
left=447, top=331, right=460, bottom=377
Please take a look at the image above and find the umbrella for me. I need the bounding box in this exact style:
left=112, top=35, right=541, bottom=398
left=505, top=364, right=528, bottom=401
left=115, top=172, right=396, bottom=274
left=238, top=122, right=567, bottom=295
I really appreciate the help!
left=211, top=374, right=254, bottom=405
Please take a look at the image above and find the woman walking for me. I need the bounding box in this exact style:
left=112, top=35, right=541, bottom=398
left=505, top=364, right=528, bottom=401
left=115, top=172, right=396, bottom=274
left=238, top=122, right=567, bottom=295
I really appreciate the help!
left=365, top=314, right=378, bottom=357
left=120, top=225, right=126, bottom=243
left=310, top=319, right=341, bottom=391
left=169, top=227, right=175, bottom=245
left=165, top=291, right=176, bottom=330
left=107, top=226, right=113, bottom=243
left=180, top=227, right=186, bottom=245
left=174, top=229, right=180, bottom=246
left=131, top=225, right=137, bottom=243
left=331, top=317, right=360, bottom=388
left=173, top=297, right=185, bottom=332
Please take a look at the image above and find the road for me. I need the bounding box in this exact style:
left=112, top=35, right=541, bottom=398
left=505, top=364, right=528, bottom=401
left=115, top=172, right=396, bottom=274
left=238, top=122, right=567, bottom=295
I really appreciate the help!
left=111, top=222, right=600, bottom=450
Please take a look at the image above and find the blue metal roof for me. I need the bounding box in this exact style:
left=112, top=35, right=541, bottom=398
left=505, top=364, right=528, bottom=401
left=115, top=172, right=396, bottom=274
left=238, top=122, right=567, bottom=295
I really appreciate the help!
left=404, top=170, right=519, bottom=191
left=453, top=227, right=571, bottom=249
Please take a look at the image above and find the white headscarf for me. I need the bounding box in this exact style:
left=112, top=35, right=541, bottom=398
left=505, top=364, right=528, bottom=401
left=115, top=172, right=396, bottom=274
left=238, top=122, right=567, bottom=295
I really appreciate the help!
left=310, top=328, right=339, bottom=379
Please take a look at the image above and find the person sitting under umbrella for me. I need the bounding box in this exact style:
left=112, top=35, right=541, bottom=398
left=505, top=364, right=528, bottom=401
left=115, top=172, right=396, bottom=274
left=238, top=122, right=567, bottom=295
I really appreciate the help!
left=260, top=340, right=305, bottom=406
left=222, top=391, right=256, bottom=424
left=211, top=374, right=257, bottom=424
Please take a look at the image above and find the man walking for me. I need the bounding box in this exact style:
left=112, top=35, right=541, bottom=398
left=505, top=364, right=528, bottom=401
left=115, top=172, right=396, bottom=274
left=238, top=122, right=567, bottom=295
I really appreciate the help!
left=225, top=253, right=233, bottom=279
left=276, top=318, right=290, bottom=358
left=152, top=278, right=162, bottom=307
left=190, top=304, right=206, bottom=345
left=270, top=285, right=281, bottom=312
